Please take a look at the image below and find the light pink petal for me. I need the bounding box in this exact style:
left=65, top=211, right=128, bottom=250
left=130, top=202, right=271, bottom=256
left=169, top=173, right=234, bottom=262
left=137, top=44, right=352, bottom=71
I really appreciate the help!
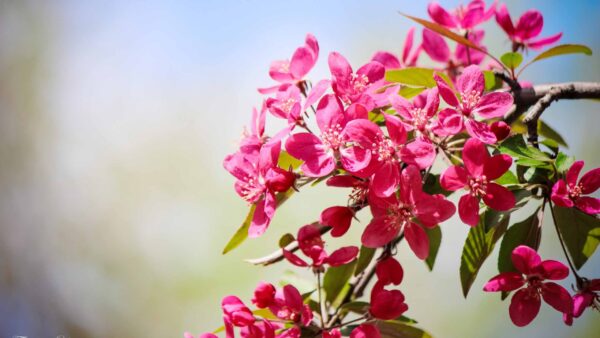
left=400, top=139, right=436, bottom=169
left=434, top=74, right=460, bottom=107
left=483, top=183, right=515, bottom=211
left=541, top=282, right=573, bottom=314
left=340, top=146, right=372, bottom=175
left=371, top=162, right=400, bottom=198
left=405, top=222, right=430, bottom=260
left=580, top=167, right=600, bottom=194
left=427, top=1, right=457, bottom=28
left=474, top=92, right=514, bottom=119
left=384, top=114, right=407, bottom=145
left=303, top=79, right=331, bottom=112
left=537, top=260, right=570, bottom=280
left=551, top=180, right=574, bottom=208
left=462, top=137, right=488, bottom=176
left=320, top=206, right=354, bottom=237
left=290, top=46, right=314, bottom=80
left=361, top=217, right=399, bottom=248
left=389, top=94, right=413, bottom=120
left=483, top=154, right=513, bottom=180
left=249, top=197, right=273, bottom=238
left=495, top=4, right=515, bottom=36
left=371, top=51, right=401, bottom=70
left=457, top=65, right=485, bottom=96
left=422, top=29, right=450, bottom=63
left=465, top=119, right=497, bottom=144
left=515, top=10, right=543, bottom=40
left=223, top=152, right=256, bottom=182
left=269, top=60, right=293, bottom=83
left=305, top=33, right=319, bottom=58
left=357, top=61, right=385, bottom=83
left=566, top=161, right=584, bottom=187
left=482, top=0, right=497, bottom=22
left=483, top=272, right=525, bottom=292
left=316, top=94, right=345, bottom=132
left=512, top=245, right=541, bottom=275
left=575, top=196, right=600, bottom=215
left=402, top=27, right=416, bottom=64
left=283, top=249, right=309, bottom=267
left=350, top=324, right=381, bottom=338
left=327, top=246, right=359, bottom=266
left=328, top=52, right=353, bottom=80
left=441, top=165, right=469, bottom=191
left=461, top=4, right=484, bottom=29
left=285, top=133, right=334, bottom=177
left=459, top=194, right=481, bottom=226
left=438, top=108, right=464, bottom=135
left=509, top=288, right=541, bottom=327
left=527, top=32, right=562, bottom=50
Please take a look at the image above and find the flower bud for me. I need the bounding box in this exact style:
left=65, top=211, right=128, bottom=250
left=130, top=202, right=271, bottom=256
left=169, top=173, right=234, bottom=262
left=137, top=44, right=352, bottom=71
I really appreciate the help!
left=265, top=167, right=295, bottom=192
left=251, top=282, right=276, bottom=308
left=491, top=121, right=511, bottom=141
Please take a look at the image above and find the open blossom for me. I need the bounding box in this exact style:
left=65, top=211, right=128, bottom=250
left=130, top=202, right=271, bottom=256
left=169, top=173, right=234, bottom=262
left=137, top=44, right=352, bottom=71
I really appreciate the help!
left=564, top=278, right=600, bottom=325
left=268, top=285, right=313, bottom=327
left=326, top=174, right=370, bottom=205
left=495, top=4, right=562, bottom=51
left=483, top=246, right=572, bottom=327
left=342, top=117, right=436, bottom=197
left=362, top=165, right=455, bottom=259
left=551, top=160, right=600, bottom=215
left=265, top=80, right=330, bottom=127
left=252, top=282, right=276, bottom=309
left=223, top=141, right=286, bottom=238
left=371, top=27, right=421, bottom=70
left=328, top=52, right=385, bottom=109
left=441, top=138, right=515, bottom=226
left=421, top=28, right=487, bottom=69
left=283, top=224, right=359, bottom=268
left=285, top=94, right=371, bottom=178
left=435, top=65, right=514, bottom=144
left=428, top=0, right=496, bottom=30
left=268, top=34, right=319, bottom=85
left=350, top=324, right=381, bottom=338
left=240, top=103, right=268, bottom=161
left=221, top=295, right=276, bottom=338
left=389, top=87, right=442, bottom=140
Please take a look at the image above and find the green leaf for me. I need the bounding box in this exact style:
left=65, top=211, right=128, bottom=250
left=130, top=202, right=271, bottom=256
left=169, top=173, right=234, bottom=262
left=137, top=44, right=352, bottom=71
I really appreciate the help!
left=400, top=13, right=487, bottom=55
left=500, top=52, right=523, bottom=69
left=483, top=70, right=503, bottom=91
left=395, top=315, right=419, bottom=325
left=399, top=85, right=427, bottom=99
left=253, top=308, right=278, bottom=320
left=425, top=226, right=442, bottom=271
left=528, top=44, right=592, bottom=65
left=279, top=233, right=295, bottom=248
left=539, top=119, right=568, bottom=147
left=354, top=245, right=376, bottom=276
left=375, top=320, right=433, bottom=338
left=423, top=173, right=453, bottom=196
left=553, top=206, right=600, bottom=270
left=323, top=260, right=356, bottom=303
left=495, top=170, right=519, bottom=186
left=460, top=209, right=510, bottom=297
left=555, top=152, right=575, bottom=174
left=339, top=301, right=370, bottom=314
left=498, top=206, right=544, bottom=274
left=498, top=134, right=552, bottom=168
left=278, top=150, right=303, bottom=170
left=385, top=68, right=437, bottom=88
left=222, top=204, right=256, bottom=254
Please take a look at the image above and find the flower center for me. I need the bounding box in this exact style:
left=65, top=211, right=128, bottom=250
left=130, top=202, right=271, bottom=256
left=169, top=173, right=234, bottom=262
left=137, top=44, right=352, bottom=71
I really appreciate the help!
left=351, top=73, right=370, bottom=93
left=350, top=182, right=369, bottom=205
left=468, top=175, right=488, bottom=198
left=279, top=98, right=297, bottom=114
left=321, top=124, right=344, bottom=151
left=568, top=182, right=584, bottom=200
left=460, top=90, right=481, bottom=115
left=371, top=138, right=397, bottom=162
left=411, top=107, right=428, bottom=131
left=239, top=175, right=265, bottom=203
left=385, top=204, right=413, bottom=233
left=279, top=61, right=290, bottom=73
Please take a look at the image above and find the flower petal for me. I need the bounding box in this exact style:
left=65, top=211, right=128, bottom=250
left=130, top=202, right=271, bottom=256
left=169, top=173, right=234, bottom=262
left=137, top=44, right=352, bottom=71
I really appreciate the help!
left=290, top=46, right=314, bottom=80
left=457, top=65, right=485, bottom=96
left=483, top=154, right=513, bottom=180
left=427, top=1, right=457, bottom=28
left=384, top=114, right=407, bottom=145
left=566, top=160, right=584, bottom=187
left=515, top=10, right=543, bottom=40
left=350, top=324, right=381, bottom=338
left=580, top=167, right=600, bottom=194
left=327, top=246, right=359, bottom=266
left=463, top=137, right=488, bottom=177
left=474, top=92, right=514, bottom=119
left=328, top=52, right=353, bottom=80
left=537, top=260, right=569, bottom=280
left=422, top=29, right=450, bottom=63
left=459, top=194, right=481, bottom=226
left=483, top=183, right=516, bottom=211
left=438, top=108, right=463, bottom=135
left=434, top=75, right=459, bottom=107
left=541, top=282, right=573, bottom=314
left=527, top=32, right=562, bottom=50
left=283, top=249, right=309, bottom=267
left=361, top=217, right=399, bottom=248
left=509, top=288, right=541, bottom=327
left=400, top=139, right=436, bottom=169
left=511, top=245, right=541, bottom=275
left=495, top=4, right=515, bottom=36
left=376, top=257, right=404, bottom=285
left=285, top=133, right=334, bottom=177
left=483, top=272, right=525, bottom=292
left=465, top=119, right=497, bottom=144
left=402, top=27, right=415, bottom=65
left=371, top=51, right=401, bottom=70
left=371, top=162, right=400, bottom=198
left=370, top=288, right=408, bottom=320
left=551, top=180, right=574, bottom=208
left=441, top=165, right=469, bottom=191
left=316, top=94, right=345, bottom=132
left=405, top=222, right=430, bottom=260
left=320, top=206, right=354, bottom=237
left=575, top=196, right=600, bottom=215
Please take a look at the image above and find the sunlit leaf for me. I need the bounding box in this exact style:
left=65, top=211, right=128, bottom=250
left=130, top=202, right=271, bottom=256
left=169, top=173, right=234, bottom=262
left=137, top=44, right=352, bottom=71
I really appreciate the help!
left=354, top=245, right=376, bottom=276
left=483, top=70, right=503, bottom=91
left=222, top=204, right=256, bottom=254
left=500, top=52, right=523, bottom=69
left=425, top=226, right=442, bottom=271
left=278, top=150, right=303, bottom=170
left=385, top=68, right=437, bottom=88
left=323, top=260, right=356, bottom=303
left=529, top=44, right=592, bottom=65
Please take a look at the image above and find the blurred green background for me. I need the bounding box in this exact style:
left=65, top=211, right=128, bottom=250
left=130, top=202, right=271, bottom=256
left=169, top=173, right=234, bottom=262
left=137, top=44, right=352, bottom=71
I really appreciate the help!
left=0, top=0, right=598, bottom=337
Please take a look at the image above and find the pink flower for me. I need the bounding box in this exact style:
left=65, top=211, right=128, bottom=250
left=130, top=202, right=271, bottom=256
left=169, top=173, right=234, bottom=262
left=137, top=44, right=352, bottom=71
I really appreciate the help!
left=428, top=0, right=496, bottom=30
left=483, top=246, right=572, bottom=327
left=564, top=278, right=600, bottom=325
left=421, top=28, right=487, bottom=68
left=440, top=138, right=515, bottom=226
left=369, top=282, right=408, bottom=320
left=495, top=5, right=562, bottom=51
left=223, top=141, right=283, bottom=237
left=283, top=224, right=359, bottom=268
left=268, top=34, right=319, bottom=85
left=328, top=52, right=385, bottom=109
left=222, top=296, right=276, bottom=338
left=265, top=80, right=330, bottom=126
left=551, top=161, right=600, bottom=215
left=239, top=103, right=267, bottom=161
left=435, top=65, right=514, bottom=144
left=285, top=94, right=371, bottom=177
left=322, top=329, right=341, bottom=338
left=350, top=324, right=381, bottom=338
left=376, top=257, right=404, bottom=286
left=362, top=165, right=455, bottom=259
left=326, top=174, right=370, bottom=205
left=268, top=285, right=313, bottom=327
left=342, top=118, right=436, bottom=197
left=319, top=206, right=355, bottom=237
left=490, top=120, right=511, bottom=141
left=252, top=282, right=276, bottom=309
left=389, top=87, right=442, bottom=140
left=371, top=27, right=421, bottom=70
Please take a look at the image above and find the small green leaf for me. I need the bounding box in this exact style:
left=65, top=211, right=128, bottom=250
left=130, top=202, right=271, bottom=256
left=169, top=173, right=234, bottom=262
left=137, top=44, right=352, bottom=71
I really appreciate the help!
left=539, top=119, right=568, bottom=147
left=395, top=315, right=419, bottom=324
left=553, top=206, right=600, bottom=270
left=500, top=52, right=523, bottom=69
left=222, top=204, right=256, bottom=254
left=555, top=152, right=575, bottom=174
left=339, top=301, right=370, bottom=314
left=385, top=68, right=437, bottom=88
left=279, top=233, right=295, bottom=248
left=253, top=308, right=278, bottom=320
left=460, top=209, right=510, bottom=297
left=278, top=150, right=303, bottom=170
left=529, top=44, right=592, bottom=65
left=498, top=134, right=552, bottom=167
left=425, top=226, right=442, bottom=271
left=323, top=260, right=356, bottom=303
left=483, top=70, right=503, bottom=91
left=399, top=85, right=427, bottom=98
left=423, top=173, right=453, bottom=196
left=498, top=206, right=544, bottom=274
left=375, top=320, right=433, bottom=338
left=354, top=245, right=376, bottom=276
left=495, top=170, right=519, bottom=186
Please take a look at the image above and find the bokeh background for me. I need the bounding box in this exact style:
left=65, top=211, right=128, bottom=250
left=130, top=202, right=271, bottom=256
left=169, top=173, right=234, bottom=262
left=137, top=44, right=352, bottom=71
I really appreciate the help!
left=0, top=0, right=598, bottom=337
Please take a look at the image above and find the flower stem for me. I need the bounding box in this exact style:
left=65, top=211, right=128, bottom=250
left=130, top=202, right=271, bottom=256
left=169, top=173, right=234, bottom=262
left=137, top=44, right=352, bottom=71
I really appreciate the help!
left=317, top=271, right=328, bottom=327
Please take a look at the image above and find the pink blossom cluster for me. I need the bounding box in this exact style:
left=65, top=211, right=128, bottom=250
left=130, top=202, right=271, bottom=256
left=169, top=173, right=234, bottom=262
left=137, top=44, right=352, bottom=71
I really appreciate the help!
left=202, top=1, right=600, bottom=336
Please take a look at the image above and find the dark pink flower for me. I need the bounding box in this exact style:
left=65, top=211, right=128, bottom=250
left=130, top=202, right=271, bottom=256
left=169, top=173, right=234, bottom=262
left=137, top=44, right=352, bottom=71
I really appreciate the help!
left=375, top=257, right=404, bottom=286
left=369, top=282, right=408, bottom=320
left=564, top=278, right=600, bottom=325
left=350, top=324, right=381, bottom=338
left=268, top=285, right=313, bottom=327
left=328, top=52, right=385, bottom=109
left=440, top=138, right=515, bottom=226
left=265, top=167, right=295, bottom=193
left=483, top=245, right=572, bottom=327
left=322, top=329, right=341, bottom=338
left=252, top=282, right=276, bottom=309
left=435, top=65, right=514, bottom=144
left=268, top=34, right=319, bottom=85
left=223, top=141, right=282, bottom=237
left=362, top=165, right=455, bottom=259
left=285, top=94, right=371, bottom=178
left=495, top=5, right=562, bottom=51
left=342, top=118, right=436, bottom=197
left=551, top=161, right=600, bottom=215
left=389, top=87, right=441, bottom=141
left=283, top=224, right=359, bottom=268
left=421, top=28, right=487, bottom=68
left=490, top=120, right=511, bottom=141
left=326, top=175, right=370, bottom=205
left=428, top=0, right=496, bottom=30
left=371, top=27, right=421, bottom=69
left=319, top=206, right=355, bottom=237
